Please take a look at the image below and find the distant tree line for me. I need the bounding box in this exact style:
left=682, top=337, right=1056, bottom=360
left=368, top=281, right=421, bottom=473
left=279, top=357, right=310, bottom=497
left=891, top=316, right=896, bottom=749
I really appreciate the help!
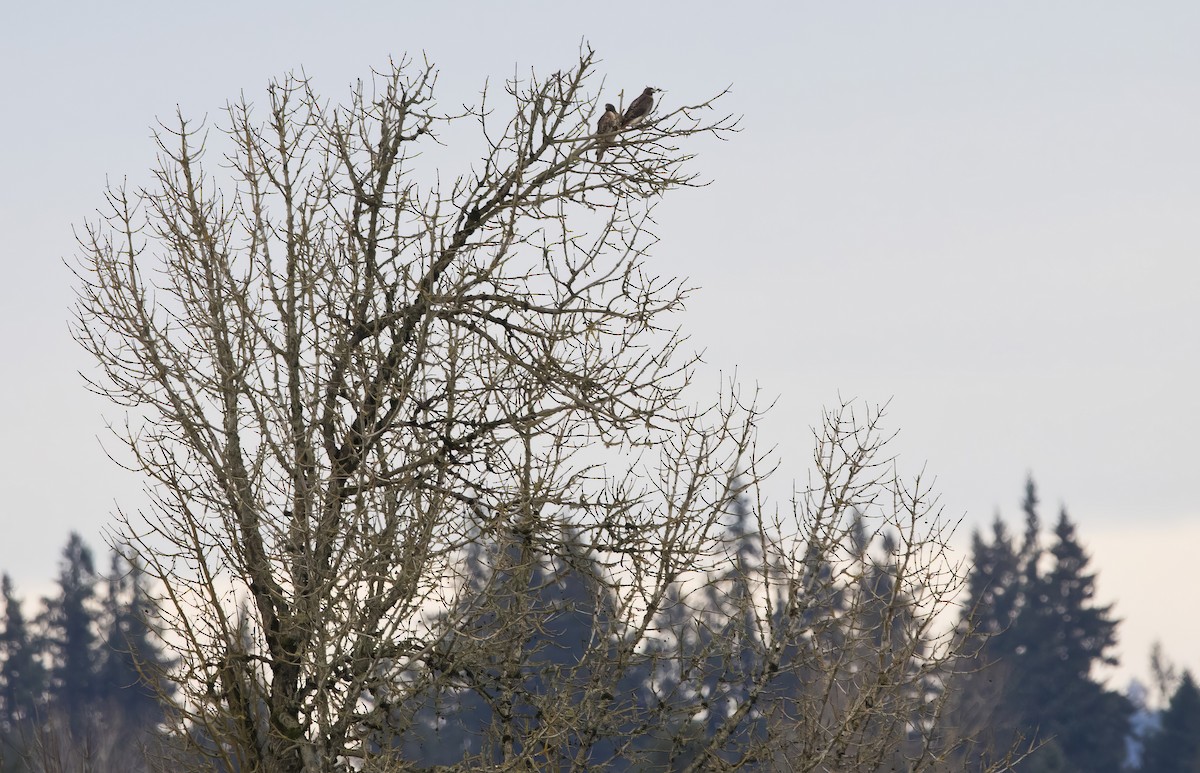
left=386, top=474, right=1200, bottom=772
left=0, top=533, right=173, bottom=772
left=390, top=495, right=950, bottom=769
left=1, top=479, right=1198, bottom=771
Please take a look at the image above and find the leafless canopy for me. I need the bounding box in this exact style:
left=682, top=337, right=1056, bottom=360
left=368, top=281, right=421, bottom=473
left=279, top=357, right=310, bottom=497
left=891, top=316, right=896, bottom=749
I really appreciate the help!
left=72, top=49, right=1011, bottom=772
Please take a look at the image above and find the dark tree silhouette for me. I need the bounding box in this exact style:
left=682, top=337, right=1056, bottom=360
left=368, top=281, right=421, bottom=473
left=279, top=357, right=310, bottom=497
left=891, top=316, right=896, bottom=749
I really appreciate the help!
left=98, top=551, right=175, bottom=726
left=0, top=575, right=45, bottom=726
left=1140, top=671, right=1200, bottom=773
left=40, top=533, right=101, bottom=733
left=390, top=523, right=638, bottom=768
left=954, top=478, right=1131, bottom=772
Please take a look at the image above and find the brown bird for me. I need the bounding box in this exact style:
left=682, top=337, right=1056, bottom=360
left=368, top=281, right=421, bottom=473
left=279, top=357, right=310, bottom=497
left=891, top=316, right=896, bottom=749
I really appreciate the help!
left=595, top=103, right=620, bottom=160
left=622, top=87, right=657, bottom=127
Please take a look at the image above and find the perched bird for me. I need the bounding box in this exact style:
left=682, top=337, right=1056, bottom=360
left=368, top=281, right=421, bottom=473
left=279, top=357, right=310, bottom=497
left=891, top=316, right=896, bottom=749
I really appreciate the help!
left=622, top=87, right=657, bottom=127
left=595, top=103, right=620, bottom=160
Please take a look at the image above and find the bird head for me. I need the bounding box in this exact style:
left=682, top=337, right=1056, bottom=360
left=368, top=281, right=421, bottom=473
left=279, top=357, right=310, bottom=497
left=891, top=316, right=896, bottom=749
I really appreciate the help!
left=643, top=87, right=658, bottom=95
left=605, top=103, right=617, bottom=112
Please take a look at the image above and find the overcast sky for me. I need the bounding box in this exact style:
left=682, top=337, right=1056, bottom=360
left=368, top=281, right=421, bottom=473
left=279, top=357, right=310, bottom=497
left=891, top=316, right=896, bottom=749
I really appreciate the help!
left=1, top=2, right=1196, bottom=689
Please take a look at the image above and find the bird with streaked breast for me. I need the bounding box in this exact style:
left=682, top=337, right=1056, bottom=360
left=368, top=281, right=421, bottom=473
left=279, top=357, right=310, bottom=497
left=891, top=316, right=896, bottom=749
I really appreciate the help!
left=595, top=103, right=621, bottom=160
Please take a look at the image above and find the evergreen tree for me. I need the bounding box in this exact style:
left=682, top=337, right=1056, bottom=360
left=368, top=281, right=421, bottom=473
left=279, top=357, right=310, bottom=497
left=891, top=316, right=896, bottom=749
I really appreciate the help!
left=0, top=574, right=47, bottom=727
left=961, top=516, right=1021, bottom=643
left=1043, top=510, right=1120, bottom=674
left=634, top=580, right=708, bottom=769
left=633, top=494, right=771, bottom=769
left=394, top=524, right=636, bottom=768
left=97, top=551, right=174, bottom=726
left=693, top=495, right=765, bottom=751
left=40, top=532, right=102, bottom=730
left=955, top=479, right=1131, bottom=772
left=1140, top=671, right=1200, bottom=773
left=1017, top=477, right=1042, bottom=584
left=395, top=502, right=786, bottom=770
left=1018, top=509, right=1130, bottom=772
left=756, top=507, right=948, bottom=769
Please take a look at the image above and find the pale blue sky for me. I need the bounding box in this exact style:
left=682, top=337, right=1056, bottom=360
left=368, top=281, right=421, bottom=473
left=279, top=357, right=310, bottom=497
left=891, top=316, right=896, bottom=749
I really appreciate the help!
left=1, top=2, right=1197, bottom=687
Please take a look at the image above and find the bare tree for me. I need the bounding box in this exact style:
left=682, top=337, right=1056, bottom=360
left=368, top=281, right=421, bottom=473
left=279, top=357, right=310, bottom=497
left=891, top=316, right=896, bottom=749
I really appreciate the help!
left=627, top=404, right=1026, bottom=773
left=73, top=49, right=1013, bottom=772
